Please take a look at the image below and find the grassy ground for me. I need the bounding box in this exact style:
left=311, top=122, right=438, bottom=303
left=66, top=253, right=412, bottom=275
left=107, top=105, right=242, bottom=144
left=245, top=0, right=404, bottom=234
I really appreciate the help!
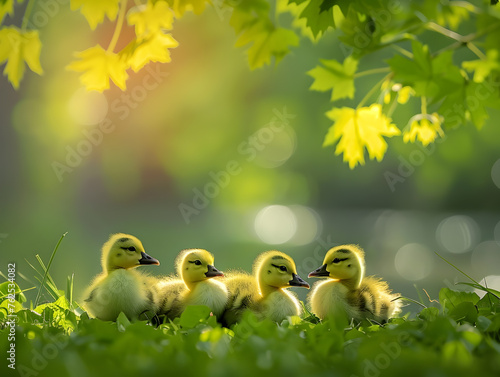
left=1, top=239, right=500, bottom=377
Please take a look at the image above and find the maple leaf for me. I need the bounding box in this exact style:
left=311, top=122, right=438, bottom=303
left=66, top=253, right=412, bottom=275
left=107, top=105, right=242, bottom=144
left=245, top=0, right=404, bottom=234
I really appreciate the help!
left=462, top=50, right=500, bottom=83
left=66, top=44, right=128, bottom=91
left=0, top=0, right=23, bottom=24
left=70, top=0, right=121, bottom=30
left=307, top=56, right=358, bottom=101
left=235, top=21, right=299, bottom=69
left=0, top=27, right=43, bottom=89
left=403, top=114, right=444, bottom=146
left=323, top=104, right=400, bottom=169
left=126, top=32, right=178, bottom=72
left=128, top=1, right=174, bottom=40
left=166, top=0, right=207, bottom=18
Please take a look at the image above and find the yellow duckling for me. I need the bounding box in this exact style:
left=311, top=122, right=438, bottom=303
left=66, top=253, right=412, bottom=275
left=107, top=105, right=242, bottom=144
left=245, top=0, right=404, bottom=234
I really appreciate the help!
left=156, top=249, right=228, bottom=319
left=83, top=233, right=160, bottom=321
left=222, top=250, right=310, bottom=325
left=308, top=244, right=401, bottom=323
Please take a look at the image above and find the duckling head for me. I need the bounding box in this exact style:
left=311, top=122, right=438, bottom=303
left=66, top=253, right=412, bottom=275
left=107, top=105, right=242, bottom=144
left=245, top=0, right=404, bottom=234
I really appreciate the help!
left=308, top=245, right=365, bottom=289
left=254, top=251, right=310, bottom=296
left=102, top=233, right=159, bottom=273
left=176, top=249, right=223, bottom=290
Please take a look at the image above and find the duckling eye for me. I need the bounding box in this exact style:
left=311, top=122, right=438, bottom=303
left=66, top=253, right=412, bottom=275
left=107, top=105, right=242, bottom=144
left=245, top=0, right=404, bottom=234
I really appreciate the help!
left=128, top=246, right=136, bottom=252
left=194, top=260, right=202, bottom=266
left=333, top=258, right=340, bottom=264
left=279, top=266, right=287, bottom=272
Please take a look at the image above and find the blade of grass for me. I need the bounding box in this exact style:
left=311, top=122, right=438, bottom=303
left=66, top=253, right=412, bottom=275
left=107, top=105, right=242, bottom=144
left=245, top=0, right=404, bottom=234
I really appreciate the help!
left=26, top=258, right=60, bottom=300
left=435, top=252, right=500, bottom=300
left=25, top=258, right=44, bottom=279
left=34, top=233, right=67, bottom=307
left=395, top=296, right=427, bottom=309
left=435, top=252, right=481, bottom=285
left=457, top=282, right=500, bottom=300
left=413, top=284, right=426, bottom=305
left=33, top=276, right=59, bottom=301
left=35, top=255, right=57, bottom=288
left=66, top=274, right=74, bottom=310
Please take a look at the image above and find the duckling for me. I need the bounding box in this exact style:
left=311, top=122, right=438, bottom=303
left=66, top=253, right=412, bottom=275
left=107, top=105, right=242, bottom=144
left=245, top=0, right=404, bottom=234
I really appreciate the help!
left=307, top=244, right=401, bottom=323
left=222, top=250, right=310, bottom=325
left=83, top=233, right=160, bottom=321
left=156, top=249, right=228, bottom=319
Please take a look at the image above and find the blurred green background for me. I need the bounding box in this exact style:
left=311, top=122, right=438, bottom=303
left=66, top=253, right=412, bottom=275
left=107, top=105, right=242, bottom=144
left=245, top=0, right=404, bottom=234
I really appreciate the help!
left=1, top=3, right=500, bottom=312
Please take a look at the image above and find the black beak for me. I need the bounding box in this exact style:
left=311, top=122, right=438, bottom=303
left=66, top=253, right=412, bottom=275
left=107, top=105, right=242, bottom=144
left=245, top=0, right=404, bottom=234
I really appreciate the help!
left=308, top=264, right=329, bottom=278
left=138, top=251, right=160, bottom=265
left=289, top=273, right=310, bottom=288
left=205, top=264, right=224, bottom=277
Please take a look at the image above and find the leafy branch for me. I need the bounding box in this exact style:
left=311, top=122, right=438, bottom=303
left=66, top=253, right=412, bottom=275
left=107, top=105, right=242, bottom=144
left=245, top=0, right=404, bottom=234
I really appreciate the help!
left=1, top=0, right=500, bottom=169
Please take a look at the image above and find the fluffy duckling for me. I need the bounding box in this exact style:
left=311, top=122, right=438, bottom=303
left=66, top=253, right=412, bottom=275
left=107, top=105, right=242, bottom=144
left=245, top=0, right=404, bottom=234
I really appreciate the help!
left=83, top=233, right=160, bottom=321
left=156, top=249, right=228, bottom=319
left=222, top=251, right=310, bottom=325
left=308, top=244, right=401, bottom=323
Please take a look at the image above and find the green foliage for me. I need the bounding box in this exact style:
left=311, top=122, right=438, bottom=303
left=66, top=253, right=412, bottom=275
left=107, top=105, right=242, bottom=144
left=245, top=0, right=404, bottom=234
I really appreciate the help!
left=2, top=272, right=500, bottom=377
left=2, top=0, right=500, bottom=168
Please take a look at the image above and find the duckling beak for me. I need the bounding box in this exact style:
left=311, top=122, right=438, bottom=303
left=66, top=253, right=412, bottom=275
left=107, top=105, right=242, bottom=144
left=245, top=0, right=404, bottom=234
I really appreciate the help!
left=308, top=264, right=329, bottom=278
left=138, top=251, right=160, bottom=265
left=205, top=264, right=224, bottom=277
left=289, top=273, right=310, bottom=288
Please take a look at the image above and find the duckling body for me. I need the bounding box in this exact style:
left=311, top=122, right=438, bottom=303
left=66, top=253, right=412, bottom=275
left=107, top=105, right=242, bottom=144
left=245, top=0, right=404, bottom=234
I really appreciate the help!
left=308, top=279, right=359, bottom=321
left=258, top=289, right=302, bottom=323
left=157, top=249, right=228, bottom=319
left=222, top=272, right=259, bottom=325
left=308, top=245, right=400, bottom=323
left=222, top=251, right=309, bottom=326
left=83, top=233, right=160, bottom=321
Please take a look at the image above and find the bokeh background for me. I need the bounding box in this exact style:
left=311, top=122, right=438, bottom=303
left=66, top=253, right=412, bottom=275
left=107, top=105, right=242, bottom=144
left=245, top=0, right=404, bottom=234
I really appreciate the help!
left=1, top=2, right=500, bottom=313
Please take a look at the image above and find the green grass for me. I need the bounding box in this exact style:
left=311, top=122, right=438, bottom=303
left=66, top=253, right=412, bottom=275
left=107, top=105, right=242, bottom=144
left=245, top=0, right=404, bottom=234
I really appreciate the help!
left=1, top=239, right=500, bottom=377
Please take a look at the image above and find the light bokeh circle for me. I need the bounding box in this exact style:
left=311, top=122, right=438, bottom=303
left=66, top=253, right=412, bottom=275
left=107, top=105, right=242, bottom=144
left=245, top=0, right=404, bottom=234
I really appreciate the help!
left=491, top=159, right=500, bottom=189
left=254, top=205, right=297, bottom=244
left=471, top=241, right=500, bottom=277
left=394, top=243, right=434, bottom=281
left=68, top=88, right=108, bottom=126
left=436, top=215, right=479, bottom=254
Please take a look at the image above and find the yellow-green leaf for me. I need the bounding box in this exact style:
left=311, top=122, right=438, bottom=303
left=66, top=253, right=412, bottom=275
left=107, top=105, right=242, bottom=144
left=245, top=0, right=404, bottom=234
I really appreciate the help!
left=70, top=0, right=121, bottom=30
left=236, top=21, right=299, bottom=69
left=127, top=32, right=178, bottom=72
left=66, top=44, right=128, bottom=91
left=128, top=1, right=174, bottom=40
left=0, top=0, right=23, bottom=24
left=307, top=56, right=358, bottom=101
left=0, top=27, right=43, bottom=89
left=403, top=113, right=444, bottom=146
left=166, top=0, right=207, bottom=18
left=462, top=50, right=500, bottom=83
left=324, top=104, right=400, bottom=169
